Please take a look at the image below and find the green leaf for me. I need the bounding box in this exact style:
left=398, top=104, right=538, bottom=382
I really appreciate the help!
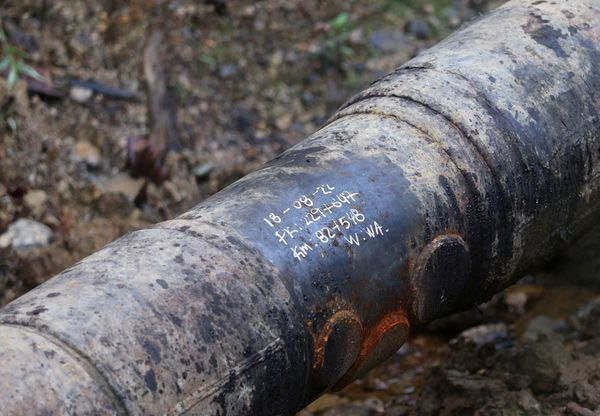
left=341, top=45, right=354, bottom=57
left=330, top=12, right=349, bottom=31
left=7, top=66, right=17, bottom=87
left=17, top=62, right=43, bottom=80
left=0, top=57, right=9, bottom=72
left=5, top=44, right=26, bottom=58
left=198, top=54, right=216, bottom=66
left=7, top=116, right=17, bottom=132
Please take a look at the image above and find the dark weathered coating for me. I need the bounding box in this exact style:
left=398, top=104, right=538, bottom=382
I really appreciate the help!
left=1, top=0, right=600, bottom=414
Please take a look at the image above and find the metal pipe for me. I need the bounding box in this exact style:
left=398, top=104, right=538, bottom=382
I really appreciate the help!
left=1, top=0, right=600, bottom=414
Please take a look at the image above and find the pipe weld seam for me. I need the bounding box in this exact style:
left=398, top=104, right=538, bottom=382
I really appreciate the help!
left=332, top=108, right=477, bottom=197
left=0, top=322, right=129, bottom=416
left=168, top=337, right=285, bottom=415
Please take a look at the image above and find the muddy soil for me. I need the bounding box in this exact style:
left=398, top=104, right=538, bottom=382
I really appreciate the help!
left=4, top=1, right=600, bottom=415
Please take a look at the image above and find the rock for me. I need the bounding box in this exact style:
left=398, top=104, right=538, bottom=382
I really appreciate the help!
left=566, top=401, right=598, bottom=416
left=97, top=174, right=145, bottom=216
left=368, top=30, right=407, bottom=53
left=0, top=218, right=52, bottom=252
left=423, top=3, right=435, bottom=14
left=522, top=315, right=567, bottom=342
left=504, top=290, right=528, bottom=314
left=365, top=376, right=389, bottom=391
left=69, top=86, right=94, bottom=102
left=503, top=284, right=542, bottom=314
left=163, top=181, right=182, bottom=203
left=348, top=29, right=364, bottom=45
left=570, top=297, right=600, bottom=339
left=219, top=64, right=238, bottom=79
left=517, top=340, right=562, bottom=394
left=101, top=173, right=145, bottom=202
left=73, top=140, right=102, bottom=167
left=301, top=91, right=314, bottom=106
left=193, top=162, right=214, bottom=181
left=578, top=338, right=600, bottom=356
left=275, top=113, right=292, bottom=130
left=242, top=5, right=256, bottom=17
left=516, top=390, right=541, bottom=413
left=23, top=189, right=48, bottom=216
left=458, top=322, right=509, bottom=346
left=405, top=19, right=431, bottom=40
left=68, top=30, right=92, bottom=56
left=448, top=15, right=462, bottom=29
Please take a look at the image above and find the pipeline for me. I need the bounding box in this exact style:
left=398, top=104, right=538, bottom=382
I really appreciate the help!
left=1, top=0, right=600, bottom=414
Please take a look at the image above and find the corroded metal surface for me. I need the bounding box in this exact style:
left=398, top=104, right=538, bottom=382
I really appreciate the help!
left=1, top=0, right=600, bottom=414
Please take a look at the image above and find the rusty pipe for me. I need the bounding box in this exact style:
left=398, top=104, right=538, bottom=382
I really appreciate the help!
left=2, top=0, right=600, bottom=414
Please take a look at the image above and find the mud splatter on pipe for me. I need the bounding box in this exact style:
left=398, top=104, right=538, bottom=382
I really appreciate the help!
left=1, top=0, right=600, bottom=414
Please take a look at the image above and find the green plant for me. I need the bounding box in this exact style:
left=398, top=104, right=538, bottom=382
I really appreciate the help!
left=0, top=24, right=42, bottom=89
left=330, top=12, right=350, bottom=33
left=1, top=99, right=17, bottom=133
left=319, top=12, right=356, bottom=65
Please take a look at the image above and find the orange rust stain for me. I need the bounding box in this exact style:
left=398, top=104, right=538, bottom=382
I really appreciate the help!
left=312, top=310, right=362, bottom=369
left=357, top=310, right=409, bottom=364
left=333, top=309, right=410, bottom=388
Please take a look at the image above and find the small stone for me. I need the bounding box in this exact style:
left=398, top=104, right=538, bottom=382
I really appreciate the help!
left=163, top=181, right=182, bottom=203
left=517, top=340, right=562, bottom=394
left=368, top=30, right=407, bottom=53
left=366, top=376, right=389, bottom=391
left=301, top=91, right=314, bottom=106
left=423, top=3, right=435, bottom=14
left=348, top=28, right=364, bottom=45
left=269, top=51, right=283, bottom=67
left=405, top=19, right=431, bottom=40
left=275, top=114, right=292, bottom=130
left=569, top=297, right=600, bottom=339
left=566, top=401, right=597, bottom=416
left=193, top=162, right=214, bottom=180
left=242, top=5, right=256, bottom=16
left=97, top=174, right=145, bottom=216
left=219, top=64, right=238, bottom=78
left=516, top=390, right=541, bottom=413
left=0, top=218, right=52, bottom=252
left=100, top=173, right=145, bottom=203
left=23, top=189, right=48, bottom=215
left=69, top=86, right=94, bottom=102
left=504, top=291, right=528, bottom=314
left=449, top=16, right=461, bottom=28
left=73, top=140, right=102, bottom=167
left=503, top=284, right=542, bottom=315
left=459, top=322, right=509, bottom=345
left=522, top=315, right=567, bottom=342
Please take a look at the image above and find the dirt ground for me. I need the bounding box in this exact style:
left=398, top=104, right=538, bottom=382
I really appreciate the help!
left=2, top=0, right=600, bottom=415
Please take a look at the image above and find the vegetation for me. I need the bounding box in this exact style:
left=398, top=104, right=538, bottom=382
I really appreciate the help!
left=0, top=24, right=41, bottom=89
